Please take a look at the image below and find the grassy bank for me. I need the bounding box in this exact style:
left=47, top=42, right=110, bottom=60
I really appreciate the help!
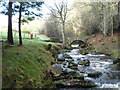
left=2, top=41, right=59, bottom=88
left=87, top=33, right=120, bottom=68
left=88, top=33, right=120, bottom=58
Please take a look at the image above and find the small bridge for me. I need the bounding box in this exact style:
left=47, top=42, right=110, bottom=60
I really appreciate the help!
left=66, top=37, right=88, bottom=46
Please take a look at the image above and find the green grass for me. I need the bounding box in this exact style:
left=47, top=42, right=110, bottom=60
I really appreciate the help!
left=1, top=30, right=56, bottom=46
left=1, top=31, right=31, bottom=39
left=112, top=49, right=120, bottom=59
left=1, top=30, right=59, bottom=88
left=10, top=39, right=56, bottom=46
left=1, top=31, right=50, bottom=40
left=2, top=44, right=55, bottom=88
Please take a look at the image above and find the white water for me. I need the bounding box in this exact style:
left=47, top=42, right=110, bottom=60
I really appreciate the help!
left=55, top=47, right=120, bottom=89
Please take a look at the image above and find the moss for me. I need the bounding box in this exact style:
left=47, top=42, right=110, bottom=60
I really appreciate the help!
left=69, top=66, right=78, bottom=70
left=73, top=75, right=84, bottom=80
left=100, top=42, right=105, bottom=45
left=112, top=49, right=120, bottom=59
left=2, top=44, right=55, bottom=88
left=79, top=46, right=93, bottom=55
left=79, top=60, right=90, bottom=66
left=88, top=72, right=102, bottom=78
left=67, top=71, right=77, bottom=76
left=112, top=62, right=120, bottom=69
left=64, top=46, right=73, bottom=50
left=54, top=79, right=97, bottom=88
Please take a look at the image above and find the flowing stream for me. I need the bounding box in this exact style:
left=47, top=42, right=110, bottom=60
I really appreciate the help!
left=51, top=45, right=120, bottom=89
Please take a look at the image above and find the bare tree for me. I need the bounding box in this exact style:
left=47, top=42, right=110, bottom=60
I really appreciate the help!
left=48, top=0, right=68, bottom=45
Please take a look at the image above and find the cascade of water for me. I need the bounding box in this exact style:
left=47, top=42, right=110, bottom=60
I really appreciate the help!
left=52, top=44, right=120, bottom=89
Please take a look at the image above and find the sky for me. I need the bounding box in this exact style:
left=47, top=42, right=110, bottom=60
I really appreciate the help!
left=0, top=0, right=119, bottom=31
left=40, top=0, right=74, bottom=18
left=0, top=0, right=74, bottom=28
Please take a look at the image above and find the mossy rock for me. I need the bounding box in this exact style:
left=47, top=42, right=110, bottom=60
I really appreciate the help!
left=100, top=42, right=105, bottom=45
left=79, top=47, right=92, bottom=55
left=64, top=46, right=73, bottom=50
left=78, top=59, right=90, bottom=66
left=73, top=75, right=84, bottom=80
left=88, top=72, right=102, bottom=78
left=57, top=58, right=65, bottom=61
left=111, top=39, right=116, bottom=43
left=69, top=66, right=78, bottom=70
left=67, top=71, right=77, bottom=77
left=80, top=50, right=88, bottom=55
left=113, top=59, right=120, bottom=64
left=55, top=79, right=97, bottom=88
left=64, top=54, right=73, bottom=59
left=112, top=62, right=120, bottom=70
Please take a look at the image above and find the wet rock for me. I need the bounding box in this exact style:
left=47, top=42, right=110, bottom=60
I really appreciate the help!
left=66, top=59, right=74, bottom=62
left=52, top=64, right=63, bottom=76
left=79, top=47, right=91, bottom=55
left=64, top=46, right=73, bottom=50
left=88, top=72, right=102, bottom=78
left=57, top=58, right=65, bottom=62
left=47, top=44, right=52, bottom=50
left=80, top=50, right=88, bottom=55
left=64, top=54, right=73, bottom=59
left=72, top=63, right=78, bottom=67
left=113, top=59, right=120, bottom=64
left=53, top=71, right=77, bottom=80
left=63, top=63, right=66, bottom=66
left=54, top=79, right=97, bottom=88
left=68, top=60, right=73, bottom=64
left=57, top=53, right=64, bottom=58
left=72, top=75, right=84, bottom=80
left=69, top=66, right=78, bottom=70
left=51, top=61, right=56, bottom=65
left=67, top=71, right=77, bottom=76
left=77, top=58, right=81, bottom=61
left=57, top=53, right=66, bottom=62
left=78, top=59, right=90, bottom=66
left=68, top=63, right=73, bottom=68
left=61, top=71, right=78, bottom=79
left=68, top=62, right=77, bottom=67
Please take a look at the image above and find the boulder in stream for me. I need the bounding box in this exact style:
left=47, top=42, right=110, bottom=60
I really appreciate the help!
left=72, top=75, right=84, bottom=80
left=54, top=79, right=97, bottom=88
left=88, top=72, right=102, bottom=78
left=52, top=64, right=63, bottom=76
left=69, top=65, right=78, bottom=70
left=64, top=54, right=73, bottom=59
left=57, top=58, right=65, bottom=61
left=78, top=59, right=90, bottom=66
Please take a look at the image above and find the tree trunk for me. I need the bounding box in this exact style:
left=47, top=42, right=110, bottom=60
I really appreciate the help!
left=103, top=2, right=108, bottom=36
left=8, top=2, right=14, bottom=44
left=18, top=2, right=23, bottom=45
left=111, top=16, right=113, bottom=36
left=62, top=22, right=65, bottom=46
left=118, top=1, right=120, bottom=30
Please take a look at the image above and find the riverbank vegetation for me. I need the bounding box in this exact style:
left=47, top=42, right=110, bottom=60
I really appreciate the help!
left=0, top=0, right=120, bottom=89
left=87, top=33, right=120, bottom=68
left=2, top=41, right=59, bottom=88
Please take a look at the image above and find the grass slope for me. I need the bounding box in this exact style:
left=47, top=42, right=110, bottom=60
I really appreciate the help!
left=88, top=33, right=120, bottom=58
left=2, top=43, right=55, bottom=88
left=87, top=33, right=120, bottom=68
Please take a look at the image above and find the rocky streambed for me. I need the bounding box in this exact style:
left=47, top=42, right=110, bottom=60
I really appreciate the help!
left=48, top=43, right=120, bottom=89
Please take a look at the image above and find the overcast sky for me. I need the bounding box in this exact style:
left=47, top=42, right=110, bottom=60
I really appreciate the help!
left=40, top=0, right=74, bottom=18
